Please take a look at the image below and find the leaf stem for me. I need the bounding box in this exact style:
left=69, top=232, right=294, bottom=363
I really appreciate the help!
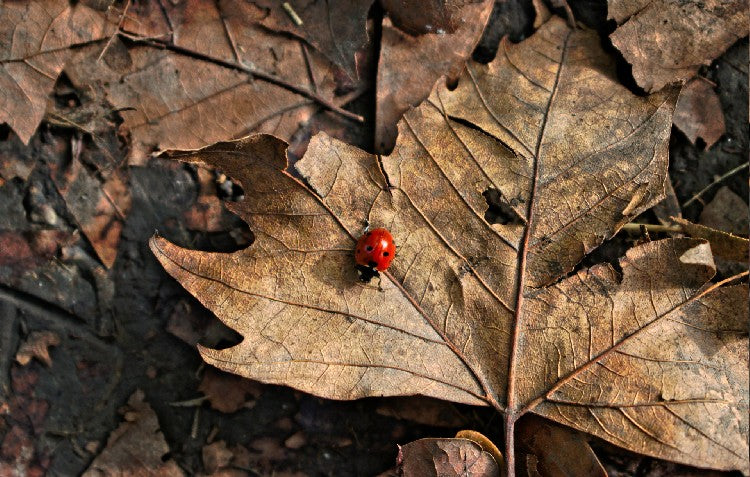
left=117, top=32, right=365, bottom=124
left=621, top=222, right=683, bottom=233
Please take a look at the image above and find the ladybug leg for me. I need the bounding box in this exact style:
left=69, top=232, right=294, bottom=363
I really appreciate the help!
left=375, top=273, right=384, bottom=292
left=363, top=219, right=370, bottom=233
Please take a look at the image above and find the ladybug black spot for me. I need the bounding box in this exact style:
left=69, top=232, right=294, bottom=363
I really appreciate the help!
left=368, top=260, right=377, bottom=268
left=383, top=252, right=389, bottom=256
left=366, top=245, right=373, bottom=251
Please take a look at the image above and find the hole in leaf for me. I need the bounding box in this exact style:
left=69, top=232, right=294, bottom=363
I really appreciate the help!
left=483, top=188, right=524, bottom=225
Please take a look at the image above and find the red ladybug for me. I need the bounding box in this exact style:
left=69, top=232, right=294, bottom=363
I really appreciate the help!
left=354, top=228, right=396, bottom=283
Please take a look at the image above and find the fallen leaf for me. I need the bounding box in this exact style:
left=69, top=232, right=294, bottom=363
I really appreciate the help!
left=0, top=230, right=72, bottom=273
left=253, top=0, right=373, bottom=79
left=699, top=186, right=749, bottom=236
left=516, top=415, right=606, bottom=477
left=150, top=17, right=747, bottom=475
left=673, top=217, right=749, bottom=263
left=15, top=331, right=60, bottom=367
left=63, top=0, right=350, bottom=165
left=376, top=396, right=468, bottom=428
left=398, top=438, right=500, bottom=476
left=652, top=178, right=682, bottom=226
left=50, top=149, right=130, bottom=268
left=284, top=431, right=307, bottom=450
left=608, top=0, right=749, bottom=92
left=673, top=77, right=726, bottom=149
left=375, top=0, right=494, bottom=153
left=0, top=0, right=115, bottom=143
left=199, top=367, right=263, bottom=413
left=184, top=167, right=237, bottom=233
left=82, top=390, right=183, bottom=477
left=455, top=430, right=505, bottom=471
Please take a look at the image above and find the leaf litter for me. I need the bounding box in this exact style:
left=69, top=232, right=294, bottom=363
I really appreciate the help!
left=150, top=16, right=748, bottom=476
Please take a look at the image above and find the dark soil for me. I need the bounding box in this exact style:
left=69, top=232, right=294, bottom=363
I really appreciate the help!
left=0, top=1, right=747, bottom=476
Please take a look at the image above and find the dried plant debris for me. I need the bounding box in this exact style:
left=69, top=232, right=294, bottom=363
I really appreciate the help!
left=15, top=331, right=61, bottom=367
left=608, top=0, right=749, bottom=92
left=82, top=390, right=183, bottom=477
left=673, top=77, right=726, bottom=149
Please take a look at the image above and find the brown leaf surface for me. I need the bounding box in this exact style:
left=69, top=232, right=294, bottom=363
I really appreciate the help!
left=375, top=0, right=493, bottom=153
left=0, top=0, right=115, bottom=143
left=150, top=17, right=747, bottom=474
left=673, top=217, right=749, bottom=263
left=699, top=186, right=749, bottom=236
left=82, top=390, right=183, bottom=477
left=673, top=78, right=726, bottom=149
left=199, top=367, right=263, bottom=413
left=517, top=415, right=606, bottom=477
left=63, top=0, right=347, bottom=165
left=608, top=0, right=749, bottom=92
left=253, top=0, right=373, bottom=79
left=399, top=438, right=500, bottom=477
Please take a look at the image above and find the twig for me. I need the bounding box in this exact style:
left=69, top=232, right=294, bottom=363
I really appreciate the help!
left=282, top=2, right=304, bottom=26
left=682, top=163, right=749, bottom=207
left=118, top=32, right=364, bottom=123
left=97, top=0, right=132, bottom=62
left=169, top=396, right=208, bottom=407
left=621, top=223, right=683, bottom=234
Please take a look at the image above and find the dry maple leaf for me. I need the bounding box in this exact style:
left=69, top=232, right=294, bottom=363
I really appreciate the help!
left=150, top=17, right=748, bottom=476
left=608, top=0, right=749, bottom=92
left=0, top=0, right=115, bottom=143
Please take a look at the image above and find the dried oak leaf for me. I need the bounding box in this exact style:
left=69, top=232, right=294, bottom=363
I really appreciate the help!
left=673, top=77, right=726, bottom=149
left=63, top=0, right=348, bottom=165
left=608, top=0, right=749, bottom=92
left=82, top=390, right=183, bottom=477
left=150, top=18, right=747, bottom=474
left=376, top=0, right=494, bottom=153
left=15, top=331, right=60, bottom=367
left=398, top=438, right=500, bottom=477
left=517, top=415, right=606, bottom=477
left=0, top=0, right=115, bottom=143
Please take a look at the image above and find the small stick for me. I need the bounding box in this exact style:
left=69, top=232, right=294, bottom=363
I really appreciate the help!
left=169, top=396, right=208, bottom=407
left=621, top=223, right=683, bottom=234
left=682, top=163, right=748, bottom=208
left=282, top=3, right=304, bottom=26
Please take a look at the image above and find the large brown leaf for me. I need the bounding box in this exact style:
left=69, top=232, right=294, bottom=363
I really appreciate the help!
left=150, top=18, right=748, bottom=475
left=0, top=0, right=115, bottom=143
left=608, top=0, right=749, bottom=92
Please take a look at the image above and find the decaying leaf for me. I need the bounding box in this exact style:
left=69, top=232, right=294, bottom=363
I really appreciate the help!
left=673, top=77, right=726, bottom=149
left=15, top=331, right=60, bottom=367
left=50, top=151, right=130, bottom=268
left=608, top=0, right=749, bottom=92
left=375, top=0, right=494, bottom=153
left=517, top=415, right=606, bottom=477
left=253, top=0, right=373, bottom=79
left=376, top=396, right=468, bottom=428
left=0, top=0, right=115, bottom=143
left=63, top=0, right=347, bottom=165
left=398, top=437, right=500, bottom=477
left=150, top=17, right=747, bottom=475
left=82, top=390, right=183, bottom=477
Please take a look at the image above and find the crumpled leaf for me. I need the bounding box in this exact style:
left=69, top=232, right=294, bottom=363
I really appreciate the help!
left=0, top=0, right=115, bottom=143
left=673, top=77, right=726, bottom=149
left=608, top=0, right=749, bottom=92
left=517, top=415, right=606, bottom=477
left=82, top=390, right=183, bottom=477
left=15, top=331, right=60, bottom=367
left=150, top=17, right=747, bottom=475
left=399, top=437, right=500, bottom=477
left=375, top=0, right=494, bottom=153
left=62, top=0, right=347, bottom=165
left=673, top=217, right=749, bottom=263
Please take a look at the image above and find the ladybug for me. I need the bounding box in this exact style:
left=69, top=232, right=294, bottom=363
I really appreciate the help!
left=354, top=227, right=396, bottom=283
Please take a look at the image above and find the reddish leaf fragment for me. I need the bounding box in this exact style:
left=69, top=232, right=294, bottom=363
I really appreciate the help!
left=673, top=77, right=726, bottom=149
left=202, top=441, right=234, bottom=474
left=51, top=154, right=130, bottom=269
left=399, top=438, right=500, bottom=477
left=700, top=186, right=749, bottom=236
left=15, top=331, right=60, bottom=367
left=82, top=390, right=183, bottom=477
left=0, top=230, right=72, bottom=273
left=199, top=367, right=263, bottom=413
